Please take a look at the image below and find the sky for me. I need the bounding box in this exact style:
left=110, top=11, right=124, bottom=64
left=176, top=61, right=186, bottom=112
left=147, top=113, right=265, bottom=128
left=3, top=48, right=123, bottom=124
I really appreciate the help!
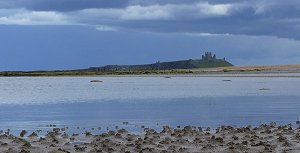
left=0, top=0, right=299, bottom=71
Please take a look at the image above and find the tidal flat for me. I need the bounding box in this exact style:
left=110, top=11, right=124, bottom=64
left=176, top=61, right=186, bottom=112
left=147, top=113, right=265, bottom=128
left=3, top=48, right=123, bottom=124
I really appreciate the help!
left=0, top=75, right=300, bottom=152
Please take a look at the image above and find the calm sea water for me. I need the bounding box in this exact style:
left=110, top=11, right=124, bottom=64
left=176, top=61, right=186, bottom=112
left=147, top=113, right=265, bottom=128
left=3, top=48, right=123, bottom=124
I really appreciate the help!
left=0, top=75, right=300, bottom=134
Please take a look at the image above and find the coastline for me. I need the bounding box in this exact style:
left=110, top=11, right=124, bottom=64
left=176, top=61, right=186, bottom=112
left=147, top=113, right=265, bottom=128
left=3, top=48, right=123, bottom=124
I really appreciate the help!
left=1, top=72, right=300, bottom=78
left=1, top=64, right=300, bottom=77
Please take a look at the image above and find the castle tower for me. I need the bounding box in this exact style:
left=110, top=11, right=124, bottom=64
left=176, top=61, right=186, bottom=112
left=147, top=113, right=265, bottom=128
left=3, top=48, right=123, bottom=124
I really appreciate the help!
left=202, top=52, right=217, bottom=61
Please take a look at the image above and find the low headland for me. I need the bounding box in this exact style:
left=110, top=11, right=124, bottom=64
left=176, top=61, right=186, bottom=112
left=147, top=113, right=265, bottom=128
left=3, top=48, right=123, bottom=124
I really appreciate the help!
left=1, top=122, right=300, bottom=153
left=1, top=64, right=300, bottom=77
left=0, top=52, right=300, bottom=77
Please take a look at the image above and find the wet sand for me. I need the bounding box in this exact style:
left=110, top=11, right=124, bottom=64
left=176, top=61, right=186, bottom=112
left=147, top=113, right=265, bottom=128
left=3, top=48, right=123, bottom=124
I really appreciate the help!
left=1, top=123, right=300, bottom=153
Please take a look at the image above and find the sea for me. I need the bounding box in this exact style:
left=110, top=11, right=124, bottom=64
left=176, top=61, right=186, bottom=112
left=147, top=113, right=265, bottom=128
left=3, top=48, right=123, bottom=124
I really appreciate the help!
left=0, top=74, right=300, bottom=135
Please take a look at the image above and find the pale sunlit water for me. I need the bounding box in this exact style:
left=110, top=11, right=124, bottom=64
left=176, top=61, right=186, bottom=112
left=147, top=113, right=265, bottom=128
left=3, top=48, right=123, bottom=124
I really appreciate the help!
left=0, top=75, right=299, bottom=134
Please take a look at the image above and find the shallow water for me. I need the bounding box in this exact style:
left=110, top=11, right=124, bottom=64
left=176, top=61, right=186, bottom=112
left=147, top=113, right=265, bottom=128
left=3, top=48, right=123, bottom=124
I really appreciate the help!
left=0, top=75, right=300, bottom=134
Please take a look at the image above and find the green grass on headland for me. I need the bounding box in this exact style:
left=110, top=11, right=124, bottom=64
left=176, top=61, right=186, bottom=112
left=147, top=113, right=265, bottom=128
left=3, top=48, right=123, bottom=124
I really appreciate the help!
left=89, top=59, right=233, bottom=72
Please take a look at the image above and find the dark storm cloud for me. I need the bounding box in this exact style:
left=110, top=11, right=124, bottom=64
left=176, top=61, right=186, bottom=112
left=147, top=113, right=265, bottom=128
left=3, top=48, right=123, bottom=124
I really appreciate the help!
left=0, top=0, right=299, bottom=40
left=0, top=0, right=130, bottom=11
left=92, top=0, right=300, bottom=40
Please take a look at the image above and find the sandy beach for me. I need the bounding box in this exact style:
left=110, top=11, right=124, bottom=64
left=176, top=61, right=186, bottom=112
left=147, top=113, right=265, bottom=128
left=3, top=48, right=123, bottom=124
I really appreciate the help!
left=188, top=64, right=300, bottom=75
left=1, top=123, right=300, bottom=153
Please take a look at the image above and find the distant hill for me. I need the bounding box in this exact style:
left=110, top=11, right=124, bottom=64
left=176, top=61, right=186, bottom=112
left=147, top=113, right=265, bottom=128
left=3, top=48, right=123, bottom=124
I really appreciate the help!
left=88, top=52, right=233, bottom=72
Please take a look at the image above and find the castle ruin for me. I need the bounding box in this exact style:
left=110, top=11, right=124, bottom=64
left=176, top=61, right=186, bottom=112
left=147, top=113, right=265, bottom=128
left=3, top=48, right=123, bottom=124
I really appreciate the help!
left=202, top=52, right=226, bottom=61
left=202, top=52, right=216, bottom=61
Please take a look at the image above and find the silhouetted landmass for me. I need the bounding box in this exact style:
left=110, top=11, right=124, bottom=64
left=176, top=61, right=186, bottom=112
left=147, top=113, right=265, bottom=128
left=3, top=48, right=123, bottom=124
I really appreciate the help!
left=88, top=52, right=233, bottom=72
left=88, top=59, right=232, bottom=72
left=0, top=52, right=235, bottom=76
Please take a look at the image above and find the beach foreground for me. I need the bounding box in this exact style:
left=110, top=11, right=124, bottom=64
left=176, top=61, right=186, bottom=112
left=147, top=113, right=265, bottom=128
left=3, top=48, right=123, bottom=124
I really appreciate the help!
left=1, top=123, right=300, bottom=153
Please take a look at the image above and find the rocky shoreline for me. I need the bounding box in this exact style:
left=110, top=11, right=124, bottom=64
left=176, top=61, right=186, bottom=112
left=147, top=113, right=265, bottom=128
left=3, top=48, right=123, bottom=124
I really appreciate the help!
left=1, top=123, right=300, bottom=153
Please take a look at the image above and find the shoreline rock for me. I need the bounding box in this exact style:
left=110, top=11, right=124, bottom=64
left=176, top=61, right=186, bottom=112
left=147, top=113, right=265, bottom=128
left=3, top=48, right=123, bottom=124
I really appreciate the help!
left=1, top=123, right=300, bottom=152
